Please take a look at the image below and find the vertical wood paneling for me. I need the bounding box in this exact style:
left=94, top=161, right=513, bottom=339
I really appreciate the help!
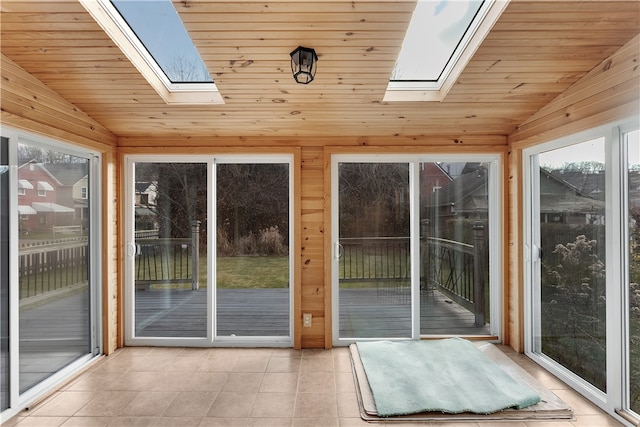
left=103, top=149, right=119, bottom=353
left=506, top=35, right=640, bottom=351
left=300, top=146, right=326, bottom=348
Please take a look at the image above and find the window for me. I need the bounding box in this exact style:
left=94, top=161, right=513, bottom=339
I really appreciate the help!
left=81, top=187, right=87, bottom=199
left=125, top=154, right=294, bottom=347
left=1, top=129, right=101, bottom=421
left=79, top=0, right=223, bottom=105
left=384, top=0, right=508, bottom=102
left=524, top=118, right=640, bottom=424
left=331, top=153, right=502, bottom=343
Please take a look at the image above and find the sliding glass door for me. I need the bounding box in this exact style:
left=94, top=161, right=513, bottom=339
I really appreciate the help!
left=626, top=128, right=639, bottom=416
left=125, top=155, right=293, bottom=346
left=215, top=162, right=290, bottom=338
left=1, top=131, right=101, bottom=421
left=132, top=162, right=208, bottom=338
left=533, top=138, right=608, bottom=392
left=524, top=119, right=639, bottom=422
left=336, top=162, right=411, bottom=339
left=332, top=154, right=500, bottom=343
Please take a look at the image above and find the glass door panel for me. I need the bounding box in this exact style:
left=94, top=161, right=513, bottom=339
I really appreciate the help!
left=627, top=129, right=639, bottom=414
left=133, top=162, right=208, bottom=338
left=536, top=138, right=607, bottom=392
left=419, top=162, right=490, bottom=335
left=1, top=138, right=9, bottom=411
left=17, top=144, right=92, bottom=393
left=215, top=163, right=290, bottom=337
left=337, top=162, right=411, bottom=339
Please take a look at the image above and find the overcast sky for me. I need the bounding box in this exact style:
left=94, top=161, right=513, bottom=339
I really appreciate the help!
left=540, top=130, right=639, bottom=168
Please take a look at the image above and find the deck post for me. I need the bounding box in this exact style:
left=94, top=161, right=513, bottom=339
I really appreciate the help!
left=420, top=219, right=430, bottom=289
left=472, top=222, right=486, bottom=326
left=191, top=220, right=200, bottom=290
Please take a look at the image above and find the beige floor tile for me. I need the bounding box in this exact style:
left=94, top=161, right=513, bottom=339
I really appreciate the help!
left=337, top=416, right=370, bottom=426
left=5, top=345, right=626, bottom=427
left=162, top=391, right=217, bottom=417
left=260, top=372, right=299, bottom=393
left=199, top=355, right=239, bottom=372
left=106, top=416, right=157, bottom=426
left=271, top=348, right=302, bottom=359
left=153, top=416, right=203, bottom=426
left=121, top=391, right=177, bottom=417
left=127, top=355, right=176, bottom=372
left=206, top=392, right=257, bottom=418
left=222, top=373, right=264, bottom=393
left=75, top=391, right=140, bottom=417
left=291, top=417, right=339, bottom=426
left=266, top=357, right=301, bottom=373
left=300, top=356, right=334, bottom=372
left=163, top=354, right=206, bottom=372
left=293, top=392, right=337, bottom=418
left=297, top=372, right=335, bottom=393
left=11, top=416, right=68, bottom=426
left=29, top=391, right=95, bottom=417
left=232, top=356, right=270, bottom=373
left=184, top=372, right=229, bottom=392
left=65, top=371, right=124, bottom=392
left=335, top=372, right=356, bottom=393
left=109, top=371, right=158, bottom=391
left=147, top=371, right=196, bottom=392
left=336, top=392, right=360, bottom=418
left=246, top=417, right=293, bottom=426
left=60, top=416, right=111, bottom=426
left=250, top=392, right=296, bottom=418
left=199, top=417, right=251, bottom=426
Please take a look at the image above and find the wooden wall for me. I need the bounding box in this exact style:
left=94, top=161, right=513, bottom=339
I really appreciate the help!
left=506, top=34, right=640, bottom=352
left=0, top=54, right=120, bottom=354
left=2, top=32, right=637, bottom=351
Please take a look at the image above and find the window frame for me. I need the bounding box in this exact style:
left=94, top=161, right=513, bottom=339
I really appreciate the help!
left=123, top=153, right=296, bottom=347
left=522, top=117, right=640, bottom=425
left=0, top=127, right=102, bottom=423
left=328, top=150, right=503, bottom=345
left=79, top=0, right=224, bottom=105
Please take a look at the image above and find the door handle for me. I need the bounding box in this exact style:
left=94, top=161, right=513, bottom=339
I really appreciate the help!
left=336, top=242, right=344, bottom=259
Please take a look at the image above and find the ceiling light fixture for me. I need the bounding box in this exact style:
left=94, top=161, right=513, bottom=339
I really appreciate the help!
left=290, top=46, right=318, bottom=84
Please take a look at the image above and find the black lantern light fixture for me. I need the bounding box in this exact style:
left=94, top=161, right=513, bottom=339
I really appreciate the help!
left=290, top=46, right=318, bottom=84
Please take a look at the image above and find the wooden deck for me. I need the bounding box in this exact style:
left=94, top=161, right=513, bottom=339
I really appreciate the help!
left=134, top=286, right=489, bottom=338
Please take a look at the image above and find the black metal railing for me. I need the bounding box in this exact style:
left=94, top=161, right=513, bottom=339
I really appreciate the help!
left=338, top=222, right=486, bottom=325
left=134, top=221, right=200, bottom=290
left=19, top=243, right=88, bottom=299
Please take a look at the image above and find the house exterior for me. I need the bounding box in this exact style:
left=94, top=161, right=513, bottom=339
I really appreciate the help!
left=16, top=160, right=75, bottom=233
left=1, top=0, right=638, bottom=425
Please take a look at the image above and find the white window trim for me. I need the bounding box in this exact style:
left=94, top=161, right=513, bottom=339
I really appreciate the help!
left=384, top=0, right=510, bottom=102
left=78, top=0, right=223, bottom=105
left=0, top=126, right=102, bottom=423
left=124, top=154, right=294, bottom=348
left=330, top=153, right=502, bottom=346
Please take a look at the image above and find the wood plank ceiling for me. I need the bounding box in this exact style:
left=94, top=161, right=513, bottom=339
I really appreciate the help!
left=1, top=0, right=639, bottom=139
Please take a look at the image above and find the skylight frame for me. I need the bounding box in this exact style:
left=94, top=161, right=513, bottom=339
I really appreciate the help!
left=79, top=0, right=224, bottom=105
left=384, top=0, right=509, bottom=102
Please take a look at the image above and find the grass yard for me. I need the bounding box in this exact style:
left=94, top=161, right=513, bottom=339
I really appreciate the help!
left=214, top=256, right=289, bottom=289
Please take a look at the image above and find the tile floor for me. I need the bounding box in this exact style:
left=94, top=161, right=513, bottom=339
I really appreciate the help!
left=4, top=345, right=624, bottom=427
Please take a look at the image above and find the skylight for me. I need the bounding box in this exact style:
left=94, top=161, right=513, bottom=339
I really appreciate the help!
left=79, top=0, right=223, bottom=104
left=110, top=0, right=212, bottom=84
left=385, top=0, right=509, bottom=102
